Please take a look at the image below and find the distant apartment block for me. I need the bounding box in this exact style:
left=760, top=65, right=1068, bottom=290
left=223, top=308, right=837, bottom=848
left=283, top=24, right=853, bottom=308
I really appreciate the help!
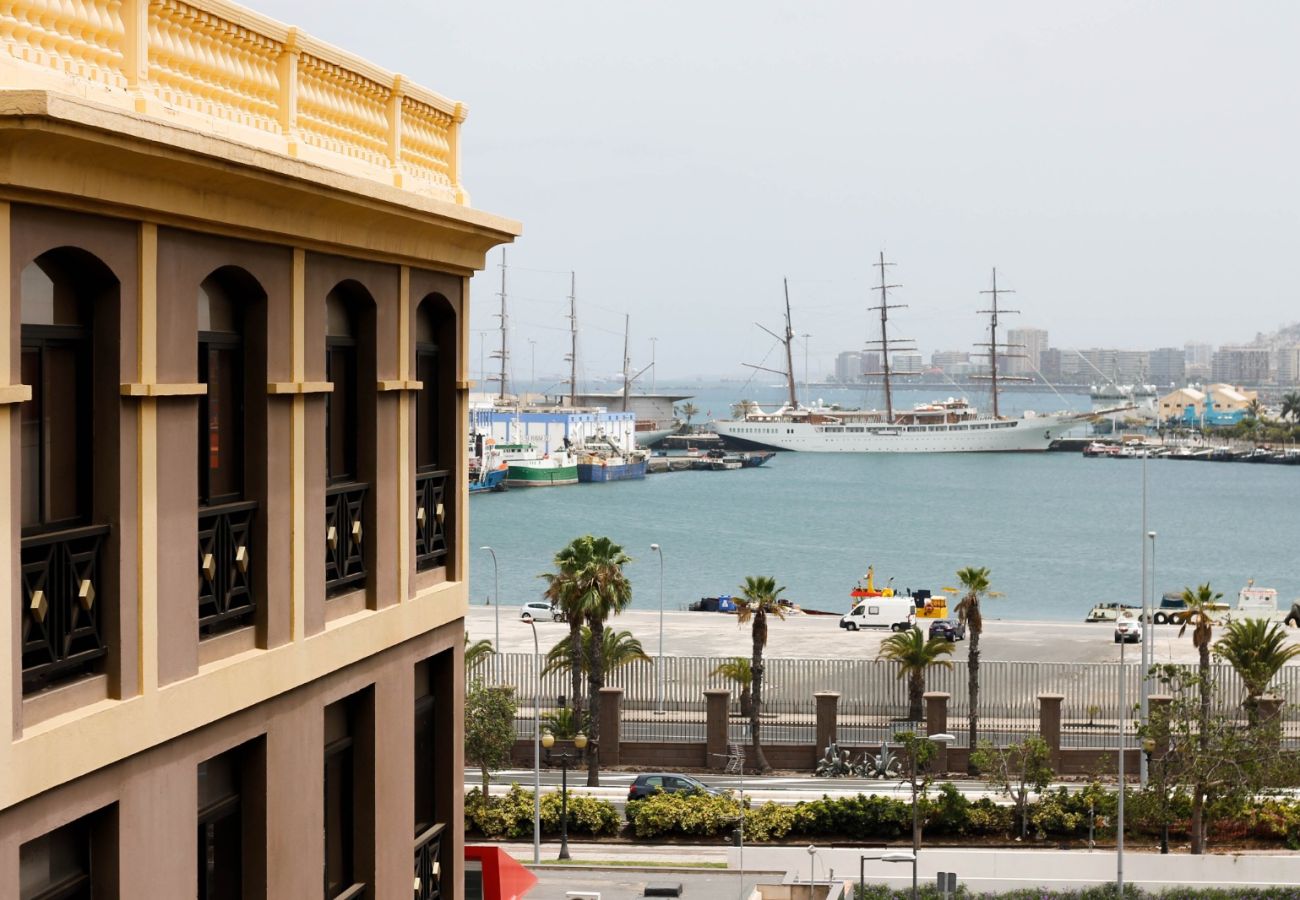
left=1275, top=345, right=1300, bottom=386
left=891, top=351, right=924, bottom=375
left=1148, top=348, right=1186, bottom=388
left=834, top=350, right=864, bottom=382
left=1005, top=328, right=1048, bottom=376
left=931, top=350, right=971, bottom=374
left=1212, top=347, right=1270, bottom=385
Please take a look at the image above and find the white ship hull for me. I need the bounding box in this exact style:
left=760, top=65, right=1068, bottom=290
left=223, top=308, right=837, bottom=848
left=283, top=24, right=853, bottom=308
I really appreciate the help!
left=714, top=413, right=1079, bottom=453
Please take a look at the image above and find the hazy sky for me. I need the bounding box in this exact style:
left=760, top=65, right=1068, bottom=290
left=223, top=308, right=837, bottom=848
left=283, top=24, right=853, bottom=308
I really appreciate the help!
left=257, top=1, right=1300, bottom=382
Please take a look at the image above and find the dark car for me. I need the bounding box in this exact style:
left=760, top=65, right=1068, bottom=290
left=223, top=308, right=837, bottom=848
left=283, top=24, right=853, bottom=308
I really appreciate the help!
left=627, top=773, right=723, bottom=801
left=928, top=619, right=966, bottom=641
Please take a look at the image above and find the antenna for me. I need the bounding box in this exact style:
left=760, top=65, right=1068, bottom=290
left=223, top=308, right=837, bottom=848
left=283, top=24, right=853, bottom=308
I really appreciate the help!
left=974, top=267, right=1029, bottom=418
left=863, top=251, right=915, bottom=424
left=490, top=248, right=510, bottom=402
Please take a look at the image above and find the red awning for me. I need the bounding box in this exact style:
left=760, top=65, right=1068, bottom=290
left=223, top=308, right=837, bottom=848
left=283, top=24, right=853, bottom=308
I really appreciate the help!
left=465, top=844, right=538, bottom=900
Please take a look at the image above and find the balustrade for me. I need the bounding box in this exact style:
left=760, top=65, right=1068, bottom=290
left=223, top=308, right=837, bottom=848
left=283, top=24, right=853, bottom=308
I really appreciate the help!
left=20, top=524, right=110, bottom=693
left=197, top=500, right=258, bottom=637
left=413, top=822, right=445, bottom=900
left=414, top=469, right=449, bottom=572
left=325, top=482, right=368, bottom=596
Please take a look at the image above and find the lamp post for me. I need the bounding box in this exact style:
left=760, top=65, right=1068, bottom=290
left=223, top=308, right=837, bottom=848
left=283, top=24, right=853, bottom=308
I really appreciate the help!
left=480, top=546, right=499, bottom=679
left=1141, top=529, right=1157, bottom=788
left=859, top=851, right=917, bottom=897
left=907, top=733, right=955, bottom=900
left=541, top=731, right=587, bottom=860
left=1118, top=636, right=1127, bottom=896
left=650, top=543, right=664, bottom=714
left=525, top=617, right=541, bottom=865
left=1142, top=737, right=1170, bottom=854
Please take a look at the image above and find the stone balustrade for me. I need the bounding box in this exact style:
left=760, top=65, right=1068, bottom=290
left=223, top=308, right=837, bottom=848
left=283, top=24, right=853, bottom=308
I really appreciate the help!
left=0, top=0, right=467, bottom=203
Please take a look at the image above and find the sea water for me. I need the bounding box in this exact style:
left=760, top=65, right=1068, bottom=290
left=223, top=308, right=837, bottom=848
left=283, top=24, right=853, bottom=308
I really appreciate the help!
left=469, top=440, right=1300, bottom=624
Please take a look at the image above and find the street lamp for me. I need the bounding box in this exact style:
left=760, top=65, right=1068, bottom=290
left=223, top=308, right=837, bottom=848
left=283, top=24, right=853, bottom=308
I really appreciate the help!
left=906, top=733, right=955, bottom=900
left=480, top=546, right=499, bottom=678
left=541, top=730, right=588, bottom=861
left=524, top=616, right=541, bottom=865
left=650, top=543, right=664, bottom=714
left=858, top=851, right=916, bottom=897
left=1142, top=737, right=1170, bottom=854
left=1141, top=529, right=1157, bottom=789
left=1118, top=635, right=1128, bottom=896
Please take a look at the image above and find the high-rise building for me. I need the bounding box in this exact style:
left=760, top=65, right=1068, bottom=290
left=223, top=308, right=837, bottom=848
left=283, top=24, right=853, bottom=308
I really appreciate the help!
left=1184, top=342, right=1214, bottom=369
left=834, top=350, right=864, bottom=383
left=1005, top=328, right=1048, bottom=377
left=1148, top=348, right=1187, bottom=388
left=892, top=351, right=924, bottom=375
left=931, top=350, right=971, bottom=374
left=1039, top=348, right=1064, bottom=382
left=1212, top=347, right=1270, bottom=386
left=0, top=4, right=519, bottom=897
left=1276, top=345, right=1300, bottom=386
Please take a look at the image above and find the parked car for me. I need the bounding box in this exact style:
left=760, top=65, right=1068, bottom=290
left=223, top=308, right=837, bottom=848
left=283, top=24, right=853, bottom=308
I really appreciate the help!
left=520, top=601, right=561, bottom=622
left=627, top=773, right=723, bottom=801
left=1114, top=618, right=1141, bottom=644
left=927, top=619, right=966, bottom=641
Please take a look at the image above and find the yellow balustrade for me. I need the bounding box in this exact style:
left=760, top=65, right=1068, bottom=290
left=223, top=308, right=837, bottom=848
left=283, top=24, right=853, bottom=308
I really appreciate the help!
left=0, top=0, right=468, bottom=203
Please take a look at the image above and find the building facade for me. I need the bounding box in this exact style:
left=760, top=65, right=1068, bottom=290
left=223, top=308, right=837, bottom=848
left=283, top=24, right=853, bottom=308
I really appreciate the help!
left=0, top=3, right=518, bottom=898
left=1211, top=347, right=1270, bottom=386
left=834, top=350, right=864, bottom=383
left=1147, top=347, right=1186, bottom=389
left=1004, top=328, right=1048, bottom=377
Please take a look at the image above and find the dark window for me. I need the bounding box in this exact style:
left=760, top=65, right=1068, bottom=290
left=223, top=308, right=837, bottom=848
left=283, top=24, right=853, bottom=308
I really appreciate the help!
left=413, top=661, right=436, bottom=835
left=324, top=692, right=370, bottom=898
left=197, top=751, right=242, bottom=900
left=20, top=260, right=91, bottom=534
left=414, top=304, right=438, bottom=472
left=198, top=278, right=244, bottom=506
left=19, top=806, right=116, bottom=900
left=325, top=291, right=358, bottom=484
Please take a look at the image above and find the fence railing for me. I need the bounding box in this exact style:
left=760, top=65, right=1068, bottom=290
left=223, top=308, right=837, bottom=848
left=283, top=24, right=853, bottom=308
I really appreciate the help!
left=487, top=652, right=1300, bottom=736
left=198, top=499, right=258, bottom=637
left=414, top=469, right=449, bottom=572
left=325, top=481, right=367, bottom=596
left=21, top=523, right=111, bottom=692
left=0, top=0, right=467, bottom=202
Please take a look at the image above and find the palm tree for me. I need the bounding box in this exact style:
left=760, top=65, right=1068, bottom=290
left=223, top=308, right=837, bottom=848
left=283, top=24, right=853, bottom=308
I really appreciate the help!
left=1178, top=581, right=1223, bottom=854
left=465, top=633, right=494, bottom=672
left=541, top=627, right=651, bottom=694
left=1246, top=398, right=1263, bottom=421
left=679, top=402, right=699, bottom=430
left=731, top=399, right=758, bottom=419
left=540, top=534, right=632, bottom=786
left=1282, top=392, right=1300, bottom=424
left=735, top=575, right=787, bottom=773
left=711, top=657, right=754, bottom=717
left=876, top=627, right=956, bottom=722
left=1213, top=618, right=1300, bottom=726
left=945, top=566, right=1000, bottom=772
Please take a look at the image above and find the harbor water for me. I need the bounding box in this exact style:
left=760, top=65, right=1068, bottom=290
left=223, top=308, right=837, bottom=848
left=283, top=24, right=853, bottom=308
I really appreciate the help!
left=469, top=442, right=1300, bottom=624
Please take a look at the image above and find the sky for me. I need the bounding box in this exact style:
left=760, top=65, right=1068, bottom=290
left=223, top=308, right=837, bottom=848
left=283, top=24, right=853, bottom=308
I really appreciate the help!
left=256, top=1, right=1300, bottom=382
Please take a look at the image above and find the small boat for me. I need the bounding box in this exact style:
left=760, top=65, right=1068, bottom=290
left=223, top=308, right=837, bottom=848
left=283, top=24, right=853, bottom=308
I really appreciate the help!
left=739, top=451, right=775, bottom=467
left=1085, top=601, right=1141, bottom=623
left=575, top=434, right=648, bottom=482
left=689, top=596, right=738, bottom=613
left=494, top=443, right=579, bottom=488
left=468, top=438, right=509, bottom=494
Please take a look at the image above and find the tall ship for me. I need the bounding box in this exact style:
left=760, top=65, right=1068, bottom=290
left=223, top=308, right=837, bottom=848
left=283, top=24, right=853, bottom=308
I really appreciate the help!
left=712, top=259, right=1095, bottom=453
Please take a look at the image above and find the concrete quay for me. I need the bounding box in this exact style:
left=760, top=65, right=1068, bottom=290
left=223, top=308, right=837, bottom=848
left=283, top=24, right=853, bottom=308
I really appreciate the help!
left=467, top=607, right=1209, bottom=665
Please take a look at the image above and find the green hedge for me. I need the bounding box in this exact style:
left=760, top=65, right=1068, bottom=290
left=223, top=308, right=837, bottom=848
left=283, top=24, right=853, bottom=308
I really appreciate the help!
left=465, top=785, right=621, bottom=840
left=622, top=784, right=1300, bottom=846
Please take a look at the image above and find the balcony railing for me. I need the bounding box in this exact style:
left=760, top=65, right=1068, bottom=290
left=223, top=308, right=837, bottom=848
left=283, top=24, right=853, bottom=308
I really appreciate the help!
left=198, top=499, right=258, bottom=637
left=414, top=469, right=449, bottom=572
left=21, top=523, right=110, bottom=693
left=0, top=0, right=468, bottom=203
left=413, top=822, right=445, bottom=900
left=325, top=482, right=368, bottom=596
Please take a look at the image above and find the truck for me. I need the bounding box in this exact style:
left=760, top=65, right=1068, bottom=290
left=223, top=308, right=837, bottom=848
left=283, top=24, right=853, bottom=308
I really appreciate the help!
left=839, top=596, right=915, bottom=632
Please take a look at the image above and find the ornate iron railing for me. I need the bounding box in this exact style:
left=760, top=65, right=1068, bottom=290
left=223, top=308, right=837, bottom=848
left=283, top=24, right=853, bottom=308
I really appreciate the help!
left=21, top=523, right=110, bottom=693
left=198, top=500, right=259, bottom=637
left=414, top=469, right=449, bottom=572
left=325, top=482, right=368, bottom=596
left=413, top=822, right=445, bottom=900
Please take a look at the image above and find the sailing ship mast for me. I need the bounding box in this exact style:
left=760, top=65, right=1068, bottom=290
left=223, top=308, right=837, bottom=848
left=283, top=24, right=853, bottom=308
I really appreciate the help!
left=975, top=267, right=1027, bottom=419
left=491, top=249, right=510, bottom=402
left=743, top=278, right=800, bottom=410
left=865, top=252, right=914, bottom=424
left=621, top=314, right=631, bottom=412
left=565, top=271, right=578, bottom=406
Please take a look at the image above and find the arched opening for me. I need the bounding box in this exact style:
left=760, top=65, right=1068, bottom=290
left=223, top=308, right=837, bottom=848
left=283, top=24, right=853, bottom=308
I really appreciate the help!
left=19, top=246, right=118, bottom=693
left=414, top=294, right=454, bottom=572
left=196, top=266, right=267, bottom=638
left=324, top=281, right=376, bottom=597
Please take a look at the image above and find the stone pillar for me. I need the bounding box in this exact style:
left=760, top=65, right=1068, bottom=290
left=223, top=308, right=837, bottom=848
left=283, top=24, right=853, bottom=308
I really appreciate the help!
left=1038, top=693, right=1064, bottom=771
left=1257, top=695, right=1283, bottom=749
left=1148, top=694, right=1173, bottom=757
left=599, top=687, right=623, bottom=767
left=705, top=689, right=732, bottom=771
left=815, top=692, right=840, bottom=756
left=924, top=692, right=951, bottom=773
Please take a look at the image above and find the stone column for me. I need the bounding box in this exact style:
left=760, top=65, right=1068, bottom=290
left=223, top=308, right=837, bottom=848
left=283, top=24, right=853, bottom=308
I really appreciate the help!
left=705, top=689, right=732, bottom=771
left=924, top=692, right=951, bottom=772
left=815, top=692, right=840, bottom=756
left=599, top=687, right=623, bottom=767
left=1038, top=693, right=1064, bottom=771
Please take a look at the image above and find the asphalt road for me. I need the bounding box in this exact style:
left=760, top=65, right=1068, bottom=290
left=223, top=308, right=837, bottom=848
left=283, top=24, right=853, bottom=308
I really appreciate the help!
left=467, top=607, right=1208, bottom=665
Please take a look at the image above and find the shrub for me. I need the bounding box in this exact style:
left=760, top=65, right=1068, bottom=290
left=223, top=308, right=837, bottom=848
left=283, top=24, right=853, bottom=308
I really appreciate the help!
left=465, top=784, right=620, bottom=839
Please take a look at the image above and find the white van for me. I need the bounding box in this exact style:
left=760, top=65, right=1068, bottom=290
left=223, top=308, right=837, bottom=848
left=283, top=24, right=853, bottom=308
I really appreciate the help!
left=839, top=597, right=915, bottom=632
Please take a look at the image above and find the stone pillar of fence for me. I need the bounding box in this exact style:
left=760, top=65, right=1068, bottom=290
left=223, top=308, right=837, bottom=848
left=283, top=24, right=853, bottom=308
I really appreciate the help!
left=599, top=687, right=623, bottom=767
left=705, top=689, right=732, bottom=771
left=1148, top=694, right=1173, bottom=757
left=815, top=692, right=840, bottom=755
left=924, top=692, right=951, bottom=772
left=1038, top=693, right=1064, bottom=770
left=1257, top=695, right=1283, bottom=749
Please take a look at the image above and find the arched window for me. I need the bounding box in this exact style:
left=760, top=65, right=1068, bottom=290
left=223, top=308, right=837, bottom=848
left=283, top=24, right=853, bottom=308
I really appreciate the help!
left=414, top=302, right=439, bottom=472
left=414, top=295, right=451, bottom=573
left=326, top=289, right=359, bottom=484
left=198, top=275, right=244, bottom=505
left=324, top=283, right=372, bottom=598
